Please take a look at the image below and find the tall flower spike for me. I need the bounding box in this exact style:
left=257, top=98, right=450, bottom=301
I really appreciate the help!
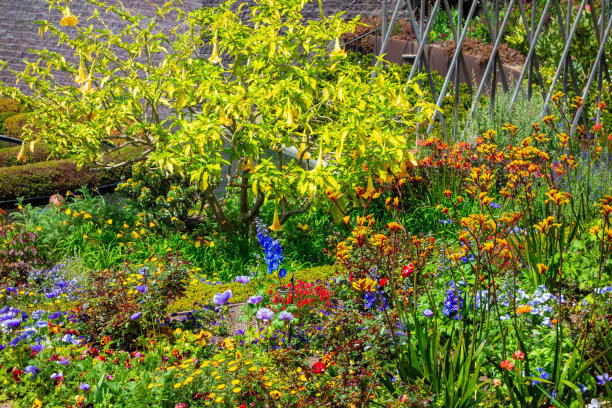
left=270, top=207, right=282, bottom=232
left=61, top=7, right=78, bottom=27
left=208, top=40, right=222, bottom=64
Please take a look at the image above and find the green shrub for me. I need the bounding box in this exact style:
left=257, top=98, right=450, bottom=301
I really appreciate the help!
left=169, top=264, right=340, bottom=313
left=0, top=112, right=17, bottom=135
left=3, top=113, right=31, bottom=140
left=0, top=149, right=135, bottom=200
left=0, top=98, right=26, bottom=114
left=0, top=143, right=52, bottom=167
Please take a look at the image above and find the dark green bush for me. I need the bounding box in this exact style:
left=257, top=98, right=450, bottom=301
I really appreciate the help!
left=0, top=143, right=52, bottom=167
left=0, top=149, right=136, bottom=200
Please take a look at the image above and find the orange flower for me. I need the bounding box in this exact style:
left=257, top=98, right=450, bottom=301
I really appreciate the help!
left=516, top=305, right=532, bottom=315
left=512, top=350, right=525, bottom=360
left=500, top=360, right=514, bottom=370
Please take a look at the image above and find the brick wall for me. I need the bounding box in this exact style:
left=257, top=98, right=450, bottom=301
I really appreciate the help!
left=0, top=0, right=381, bottom=90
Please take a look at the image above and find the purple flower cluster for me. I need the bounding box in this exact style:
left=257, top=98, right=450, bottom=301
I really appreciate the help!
left=442, top=281, right=464, bottom=320
left=255, top=218, right=286, bottom=278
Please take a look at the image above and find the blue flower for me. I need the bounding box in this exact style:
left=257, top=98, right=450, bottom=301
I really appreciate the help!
left=532, top=367, right=550, bottom=385
left=24, top=365, right=40, bottom=378
left=130, top=312, right=142, bottom=320
left=256, top=308, right=274, bottom=321
left=442, top=282, right=464, bottom=320
left=247, top=295, right=262, bottom=304
left=235, top=276, right=250, bottom=284
left=255, top=218, right=285, bottom=277
left=48, top=311, right=62, bottom=320
left=423, top=309, right=434, bottom=317
left=136, top=285, right=147, bottom=293
left=5, top=318, right=21, bottom=329
left=212, top=290, right=232, bottom=306
left=79, top=383, right=91, bottom=391
left=278, top=311, right=294, bottom=322
left=596, top=373, right=610, bottom=385
left=31, top=343, right=45, bottom=352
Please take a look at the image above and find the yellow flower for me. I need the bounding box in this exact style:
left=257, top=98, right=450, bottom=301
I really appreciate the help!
left=536, top=264, right=547, bottom=274
left=32, top=398, right=42, bottom=408
left=107, top=219, right=113, bottom=225
left=352, top=277, right=377, bottom=292
left=173, top=382, right=182, bottom=389
left=270, top=390, right=282, bottom=399
left=74, top=64, right=88, bottom=84
left=233, top=387, right=242, bottom=393
left=216, top=384, right=226, bottom=390
left=269, top=207, right=282, bottom=232
left=330, top=37, right=346, bottom=58
left=60, top=7, right=78, bottom=26
left=231, top=379, right=240, bottom=386
left=79, top=73, right=95, bottom=95
left=208, top=40, right=222, bottom=64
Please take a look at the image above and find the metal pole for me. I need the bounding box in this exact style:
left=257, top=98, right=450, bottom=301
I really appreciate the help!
left=541, top=0, right=588, bottom=120
left=463, top=0, right=517, bottom=135
left=509, top=0, right=553, bottom=111
left=570, top=13, right=612, bottom=136
left=427, top=0, right=479, bottom=134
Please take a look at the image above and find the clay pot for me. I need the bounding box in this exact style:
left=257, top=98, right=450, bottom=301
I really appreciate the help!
left=49, top=194, right=65, bottom=208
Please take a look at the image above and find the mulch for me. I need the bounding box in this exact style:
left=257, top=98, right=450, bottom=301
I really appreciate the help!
left=441, top=38, right=526, bottom=67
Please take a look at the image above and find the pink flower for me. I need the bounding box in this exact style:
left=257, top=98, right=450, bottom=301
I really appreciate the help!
left=501, top=360, right=515, bottom=370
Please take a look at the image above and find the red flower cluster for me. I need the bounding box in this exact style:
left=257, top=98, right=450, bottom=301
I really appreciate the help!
left=271, top=279, right=331, bottom=308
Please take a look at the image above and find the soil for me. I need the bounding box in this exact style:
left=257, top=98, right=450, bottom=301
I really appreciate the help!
left=440, top=38, right=525, bottom=67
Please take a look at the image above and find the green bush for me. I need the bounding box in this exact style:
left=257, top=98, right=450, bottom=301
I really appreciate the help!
left=0, top=98, right=27, bottom=114
left=0, top=149, right=134, bottom=200
left=169, top=264, right=340, bottom=313
left=0, top=143, right=52, bottom=167
left=3, top=113, right=31, bottom=140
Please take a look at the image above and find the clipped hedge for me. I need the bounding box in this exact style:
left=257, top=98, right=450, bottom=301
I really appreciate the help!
left=0, top=98, right=26, bottom=114
left=0, top=148, right=136, bottom=201
left=3, top=113, right=30, bottom=140
left=0, top=143, right=53, bottom=167
left=169, top=264, right=340, bottom=313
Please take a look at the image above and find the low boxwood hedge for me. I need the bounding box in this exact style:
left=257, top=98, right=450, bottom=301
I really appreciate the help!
left=0, top=148, right=136, bottom=201
left=0, top=143, right=53, bottom=167
left=3, top=113, right=30, bottom=140
left=0, top=98, right=27, bottom=114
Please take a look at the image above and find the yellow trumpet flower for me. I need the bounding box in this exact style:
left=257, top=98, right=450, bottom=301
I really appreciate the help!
left=208, top=41, right=222, bottom=64
left=269, top=208, right=282, bottom=232
left=60, top=7, right=78, bottom=27
left=330, top=37, right=347, bottom=58
left=74, top=63, right=87, bottom=84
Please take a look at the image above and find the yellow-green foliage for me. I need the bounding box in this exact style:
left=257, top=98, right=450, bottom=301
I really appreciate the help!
left=168, top=265, right=341, bottom=313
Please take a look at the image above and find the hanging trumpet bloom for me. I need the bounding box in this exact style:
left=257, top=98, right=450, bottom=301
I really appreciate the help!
left=330, top=38, right=346, bottom=58
left=269, top=207, right=283, bottom=232
left=74, top=63, right=87, bottom=84
left=79, top=73, right=95, bottom=96
left=208, top=40, right=222, bottom=64
left=60, top=7, right=78, bottom=27
left=16, top=144, right=26, bottom=163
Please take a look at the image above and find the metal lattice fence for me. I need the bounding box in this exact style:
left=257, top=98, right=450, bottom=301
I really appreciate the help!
left=347, top=0, right=612, bottom=141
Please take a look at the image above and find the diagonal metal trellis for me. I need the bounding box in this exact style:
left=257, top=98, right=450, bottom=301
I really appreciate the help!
left=348, top=0, right=612, bottom=141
